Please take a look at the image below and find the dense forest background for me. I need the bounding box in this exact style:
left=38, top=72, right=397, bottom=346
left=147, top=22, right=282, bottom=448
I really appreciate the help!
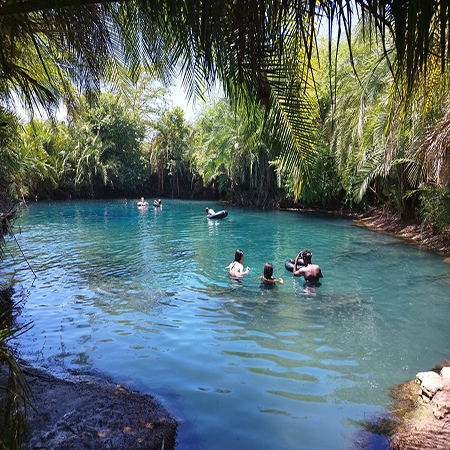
left=4, top=25, right=450, bottom=239
left=0, top=3, right=449, bottom=243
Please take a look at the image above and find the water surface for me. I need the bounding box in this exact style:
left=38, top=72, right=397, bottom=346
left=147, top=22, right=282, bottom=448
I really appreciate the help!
left=4, top=199, right=450, bottom=449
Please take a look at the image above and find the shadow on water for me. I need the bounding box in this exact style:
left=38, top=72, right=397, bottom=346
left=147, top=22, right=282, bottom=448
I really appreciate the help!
left=347, top=415, right=393, bottom=450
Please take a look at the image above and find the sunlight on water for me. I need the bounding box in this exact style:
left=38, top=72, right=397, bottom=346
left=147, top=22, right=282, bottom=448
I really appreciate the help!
left=3, top=199, right=450, bottom=449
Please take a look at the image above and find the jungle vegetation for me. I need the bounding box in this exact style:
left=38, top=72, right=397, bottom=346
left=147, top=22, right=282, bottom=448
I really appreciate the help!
left=2, top=1, right=450, bottom=447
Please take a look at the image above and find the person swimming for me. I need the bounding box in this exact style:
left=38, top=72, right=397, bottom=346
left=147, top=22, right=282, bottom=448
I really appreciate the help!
left=292, top=249, right=323, bottom=284
left=226, top=249, right=250, bottom=278
left=258, top=263, right=283, bottom=285
left=137, top=197, right=149, bottom=207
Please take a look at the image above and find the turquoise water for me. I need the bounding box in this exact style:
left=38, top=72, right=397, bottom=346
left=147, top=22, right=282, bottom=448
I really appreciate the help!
left=3, top=199, right=450, bottom=449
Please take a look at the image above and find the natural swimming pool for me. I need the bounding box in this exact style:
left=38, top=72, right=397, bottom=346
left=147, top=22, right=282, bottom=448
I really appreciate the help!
left=4, top=199, right=450, bottom=449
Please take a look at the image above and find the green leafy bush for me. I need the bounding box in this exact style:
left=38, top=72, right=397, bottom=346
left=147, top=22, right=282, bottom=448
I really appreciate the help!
left=419, top=184, right=450, bottom=237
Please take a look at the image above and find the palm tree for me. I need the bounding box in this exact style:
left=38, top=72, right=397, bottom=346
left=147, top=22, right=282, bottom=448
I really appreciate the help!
left=2, top=1, right=449, bottom=196
left=150, top=107, right=190, bottom=196
left=72, top=126, right=108, bottom=198
left=0, top=108, right=22, bottom=243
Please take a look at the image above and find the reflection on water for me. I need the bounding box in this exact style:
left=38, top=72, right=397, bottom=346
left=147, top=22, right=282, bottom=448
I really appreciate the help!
left=3, top=199, right=450, bottom=450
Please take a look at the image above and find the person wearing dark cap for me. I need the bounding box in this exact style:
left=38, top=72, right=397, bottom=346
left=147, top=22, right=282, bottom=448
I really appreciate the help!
left=293, top=249, right=323, bottom=284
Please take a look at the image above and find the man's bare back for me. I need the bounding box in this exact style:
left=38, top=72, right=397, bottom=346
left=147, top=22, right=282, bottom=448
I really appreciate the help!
left=292, top=249, right=323, bottom=284
left=294, top=263, right=323, bottom=283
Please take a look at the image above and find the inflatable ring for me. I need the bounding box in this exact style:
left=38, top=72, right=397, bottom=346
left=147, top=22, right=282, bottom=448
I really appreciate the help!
left=285, top=258, right=304, bottom=272
left=207, top=210, right=228, bottom=219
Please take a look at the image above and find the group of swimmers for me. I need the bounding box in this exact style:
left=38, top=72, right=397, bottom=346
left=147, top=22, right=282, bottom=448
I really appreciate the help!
left=226, top=248, right=323, bottom=285
left=137, top=197, right=162, bottom=208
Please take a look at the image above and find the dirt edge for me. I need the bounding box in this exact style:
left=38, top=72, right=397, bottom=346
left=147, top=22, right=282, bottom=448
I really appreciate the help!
left=0, top=363, right=177, bottom=450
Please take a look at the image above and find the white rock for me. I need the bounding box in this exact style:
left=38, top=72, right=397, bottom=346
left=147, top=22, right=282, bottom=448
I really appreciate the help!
left=416, top=371, right=444, bottom=399
left=441, top=367, right=450, bottom=380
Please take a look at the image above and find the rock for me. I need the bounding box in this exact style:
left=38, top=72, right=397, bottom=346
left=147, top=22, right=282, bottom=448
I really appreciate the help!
left=433, top=390, right=450, bottom=419
left=416, top=371, right=445, bottom=400
left=0, top=364, right=177, bottom=450
left=441, top=367, right=450, bottom=380
left=387, top=363, right=450, bottom=449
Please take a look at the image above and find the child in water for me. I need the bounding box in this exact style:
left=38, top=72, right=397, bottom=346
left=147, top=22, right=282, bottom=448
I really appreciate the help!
left=258, top=263, right=283, bottom=285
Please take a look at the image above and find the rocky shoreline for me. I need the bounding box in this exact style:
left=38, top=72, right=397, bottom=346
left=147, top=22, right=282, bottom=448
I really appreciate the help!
left=388, top=363, right=450, bottom=450
left=0, top=363, right=177, bottom=450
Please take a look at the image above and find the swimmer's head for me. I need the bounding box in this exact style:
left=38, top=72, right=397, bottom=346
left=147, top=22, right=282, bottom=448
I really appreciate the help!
left=263, top=263, right=273, bottom=279
left=300, top=249, right=312, bottom=261
left=205, top=207, right=209, bottom=211
left=235, top=249, right=244, bottom=262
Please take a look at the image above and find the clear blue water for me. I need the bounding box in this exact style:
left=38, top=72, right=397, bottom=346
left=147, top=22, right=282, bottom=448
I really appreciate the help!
left=3, top=199, right=450, bottom=449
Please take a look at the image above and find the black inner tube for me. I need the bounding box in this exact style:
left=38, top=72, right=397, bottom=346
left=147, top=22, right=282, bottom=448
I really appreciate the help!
left=207, top=210, right=228, bottom=219
left=285, top=258, right=304, bottom=272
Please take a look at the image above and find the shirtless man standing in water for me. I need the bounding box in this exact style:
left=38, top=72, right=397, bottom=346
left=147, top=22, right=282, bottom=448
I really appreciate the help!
left=293, top=249, right=323, bottom=284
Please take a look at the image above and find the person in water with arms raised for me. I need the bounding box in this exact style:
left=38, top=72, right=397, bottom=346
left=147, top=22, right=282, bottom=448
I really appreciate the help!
left=293, top=249, right=323, bottom=284
left=258, top=263, right=283, bottom=285
left=226, top=249, right=250, bottom=277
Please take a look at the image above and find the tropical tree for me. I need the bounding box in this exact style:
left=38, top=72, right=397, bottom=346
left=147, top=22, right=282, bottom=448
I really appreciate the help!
left=316, top=14, right=450, bottom=218
left=150, top=107, right=191, bottom=196
left=71, top=125, right=108, bottom=198
left=2, top=0, right=448, bottom=201
left=81, top=94, right=146, bottom=195
left=192, top=98, right=283, bottom=205
left=0, top=108, right=23, bottom=250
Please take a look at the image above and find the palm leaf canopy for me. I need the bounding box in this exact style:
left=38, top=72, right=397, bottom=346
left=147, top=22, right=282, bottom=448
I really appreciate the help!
left=1, top=0, right=449, bottom=191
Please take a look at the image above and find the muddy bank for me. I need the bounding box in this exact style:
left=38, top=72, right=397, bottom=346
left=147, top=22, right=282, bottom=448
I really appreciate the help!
left=355, top=210, right=450, bottom=260
left=0, top=363, right=177, bottom=450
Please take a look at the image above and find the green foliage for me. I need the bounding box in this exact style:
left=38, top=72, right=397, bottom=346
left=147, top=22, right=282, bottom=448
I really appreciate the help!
left=0, top=306, right=32, bottom=450
left=150, top=107, right=191, bottom=196
left=418, top=184, right=450, bottom=237
left=82, top=94, right=146, bottom=194
left=0, top=108, right=22, bottom=208
left=192, top=99, right=281, bottom=205
left=295, top=143, right=345, bottom=209
left=18, top=90, right=155, bottom=199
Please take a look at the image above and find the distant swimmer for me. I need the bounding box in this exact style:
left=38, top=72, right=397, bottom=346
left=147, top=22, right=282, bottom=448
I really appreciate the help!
left=153, top=199, right=162, bottom=208
left=258, top=263, right=283, bottom=285
left=137, top=197, right=149, bottom=207
left=292, top=249, right=323, bottom=284
left=226, top=249, right=250, bottom=278
left=205, top=207, right=228, bottom=219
